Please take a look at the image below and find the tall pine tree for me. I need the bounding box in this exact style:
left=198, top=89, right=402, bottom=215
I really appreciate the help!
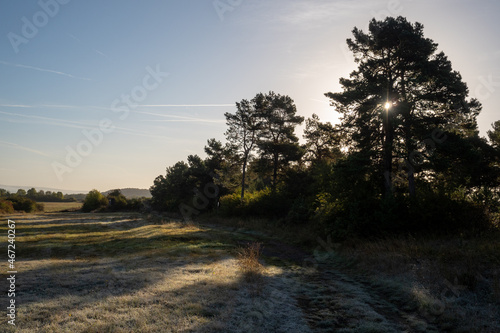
left=326, top=16, right=481, bottom=197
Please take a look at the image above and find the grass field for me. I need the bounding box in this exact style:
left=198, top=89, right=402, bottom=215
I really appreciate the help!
left=0, top=213, right=310, bottom=332
left=0, top=212, right=498, bottom=332
left=39, top=202, right=83, bottom=212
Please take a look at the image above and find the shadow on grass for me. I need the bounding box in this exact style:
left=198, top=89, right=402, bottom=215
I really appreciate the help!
left=0, top=213, right=311, bottom=332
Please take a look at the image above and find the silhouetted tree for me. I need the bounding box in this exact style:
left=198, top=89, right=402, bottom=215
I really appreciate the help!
left=326, top=16, right=481, bottom=197
left=488, top=120, right=500, bottom=149
left=254, top=91, right=304, bottom=192
left=224, top=99, right=261, bottom=200
left=204, top=138, right=239, bottom=196
left=303, top=114, right=342, bottom=164
left=27, top=188, right=37, bottom=198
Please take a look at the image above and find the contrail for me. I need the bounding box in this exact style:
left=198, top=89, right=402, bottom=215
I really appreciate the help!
left=0, top=140, right=50, bottom=157
left=0, top=60, right=92, bottom=81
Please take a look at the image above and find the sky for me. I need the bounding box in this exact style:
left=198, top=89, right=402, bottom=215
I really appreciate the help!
left=0, top=0, right=499, bottom=193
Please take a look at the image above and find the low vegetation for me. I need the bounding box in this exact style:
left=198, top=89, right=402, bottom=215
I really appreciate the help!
left=237, top=242, right=264, bottom=283
left=1, top=212, right=497, bottom=332
left=0, top=213, right=312, bottom=332
left=39, top=201, right=83, bottom=213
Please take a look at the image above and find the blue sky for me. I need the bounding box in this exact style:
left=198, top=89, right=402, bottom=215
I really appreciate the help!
left=1, top=0, right=499, bottom=192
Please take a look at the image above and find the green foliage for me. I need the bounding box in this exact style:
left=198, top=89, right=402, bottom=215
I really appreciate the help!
left=0, top=188, right=10, bottom=197
left=127, top=197, right=147, bottom=211
left=106, top=189, right=128, bottom=211
left=150, top=155, right=221, bottom=215
left=487, top=120, right=500, bottom=149
left=82, top=190, right=108, bottom=212
left=219, top=188, right=290, bottom=218
left=5, top=196, right=40, bottom=213
left=0, top=199, right=14, bottom=213
left=23, top=187, right=74, bottom=202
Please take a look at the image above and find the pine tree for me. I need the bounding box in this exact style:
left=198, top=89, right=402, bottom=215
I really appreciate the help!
left=326, top=16, right=481, bottom=197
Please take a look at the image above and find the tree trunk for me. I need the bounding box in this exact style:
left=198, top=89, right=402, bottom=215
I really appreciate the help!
left=383, top=110, right=394, bottom=197
left=402, top=105, right=416, bottom=198
left=241, top=156, right=247, bottom=201
left=272, top=152, right=279, bottom=193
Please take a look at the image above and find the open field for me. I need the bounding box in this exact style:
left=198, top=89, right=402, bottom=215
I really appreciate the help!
left=39, top=202, right=83, bottom=213
left=0, top=212, right=499, bottom=332
left=0, top=213, right=310, bottom=332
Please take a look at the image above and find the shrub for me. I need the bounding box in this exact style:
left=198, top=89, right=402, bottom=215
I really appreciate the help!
left=237, top=242, right=264, bottom=283
left=6, top=196, right=39, bottom=213
left=219, top=188, right=291, bottom=218
left=0, top=200, right=14, bottom=213
left=82, top=190, right=108, bottom=212
left=106, top=190, right=128, bottom=211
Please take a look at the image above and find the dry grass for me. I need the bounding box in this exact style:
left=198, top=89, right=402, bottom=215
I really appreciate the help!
left=336, top=235, right=500, bottom=332
left=0, top=213, right=311, bottom=332
left=5, top=211, right=496, bottom=332
left=237, top=242, right=264, bottom=279
left=39, top=201, right=83, bottom=212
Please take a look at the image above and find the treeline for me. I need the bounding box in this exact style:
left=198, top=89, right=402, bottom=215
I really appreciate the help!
left=81, top=189, right=148, bottom=212
left=0, top=187, right=80, bottom=202
left=0, top=190, right=44, bottom=213
left=0, top=187, right=82, bottom=213
left=150, top=17, right=500, bottom=238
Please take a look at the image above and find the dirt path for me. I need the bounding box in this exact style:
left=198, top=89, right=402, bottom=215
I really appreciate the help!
left=202, top=222, right=438, bottom=332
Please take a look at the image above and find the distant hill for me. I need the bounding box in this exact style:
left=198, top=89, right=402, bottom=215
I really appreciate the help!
left=0, top=184, right=86, bottom=194
left=103, top=188, right=151, bottom=199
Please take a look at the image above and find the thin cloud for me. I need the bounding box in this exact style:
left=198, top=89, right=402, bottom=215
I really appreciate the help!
left=139, top=104, right=234, bottom=107
left=0, top=103, right=233, bottom=110
left=0, top=140, right=50, bottom=157
left=0, top=60, right=92, bottom=81
left=0, top=111, right=177, bottom=141
left=0, top=110, right=94, bottom=130
left=136, top=111, right=225, bottom=124
left=0, top=104, right=82, bottom=109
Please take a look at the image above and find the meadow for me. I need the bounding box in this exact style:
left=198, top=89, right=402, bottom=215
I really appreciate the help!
left=0, top=212, right=498, bottom=332
left=39, top=202, right=83, bottom=213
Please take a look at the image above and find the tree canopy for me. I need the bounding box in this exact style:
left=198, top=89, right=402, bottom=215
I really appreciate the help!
left=150, top=16, right=500, bottom=237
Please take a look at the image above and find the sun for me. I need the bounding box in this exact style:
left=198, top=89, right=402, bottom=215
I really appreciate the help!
left=384, top=102, right=392, bottom=110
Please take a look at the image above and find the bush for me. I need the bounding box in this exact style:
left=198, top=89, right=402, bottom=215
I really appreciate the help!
left=128, top=198, right=147, bottom=211
left=82, top=190, right=108, bottom=212
left=237, top=242, right=264, bottom=283
left=0, top=200, right=14, bottom=214
left=106, top=190, right=128, bottom=211
left=219, top=188, right=291, bottom=218
left=6, top=196, right=39, bottom=213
